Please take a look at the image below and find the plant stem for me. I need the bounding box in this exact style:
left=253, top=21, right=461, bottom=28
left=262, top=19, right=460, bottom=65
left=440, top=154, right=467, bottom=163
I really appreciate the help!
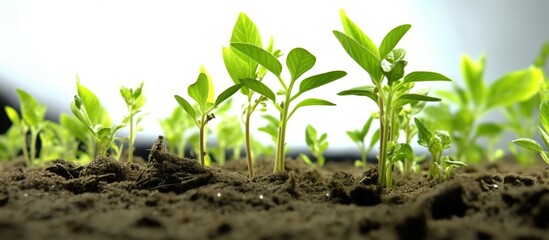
left=19, top=127, right=30, bottom=166
left=378, top=94, right=387, bottom=186
left=128, top=112, right=134, bottom=163
left=30, top=128, right=37, bottom=165
left=199, top=115, right=206, bottom=165
left=245, top=108, right=255, bottom=178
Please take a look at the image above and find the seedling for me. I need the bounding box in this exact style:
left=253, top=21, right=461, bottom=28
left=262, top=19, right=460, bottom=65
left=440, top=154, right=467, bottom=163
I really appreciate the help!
left=513, top=99, right=549, bottom=165
left=231, top=43, right=347, bottom=173
left=10, top=89, right=47, bottom=166
left=60, top=113, right=94, bottom=163
left=0, top=112, right=23, bottom=161
left=334, top=9, right=451, bottom=187
left=424, top=54, right=544, bottom=163
left=209, top=100, right=245, bottom=165
left=120, top=81, right=147, bottom=162
left=223, top=13, right=282, bottom=177
left=71, top=78, right=127, bottom=157
left=174, top=67, right=244, bottom=165
left=299, top=124, right=329, bottom=167
left=159, top=107, right=195, bottom=158
left=415, top=118, right=466, bottom=180
left=346, top=115, right=379, bottom=169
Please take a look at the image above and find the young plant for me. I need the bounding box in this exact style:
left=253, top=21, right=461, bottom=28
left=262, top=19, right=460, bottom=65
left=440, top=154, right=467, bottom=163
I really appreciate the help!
left=346, top=115, right=380, bottom=169
left=334, top=9, right=451, bottom=187
left=120, top=81, right=147, bottom=162
left=424, top=54, right=544, bottom=163
left=230, top=43, right=347, bottom=173
left=299, top=124, right=329, bottom=167
left=512, top=99, right=549, bottom=165
left=415, top=118, right=466, bottom=180
left=11, top=89, right=47, bottom=166
left=223, top=12, right=281, bottom=178
left=159, top=107, right=195, bottom=158
left=71, top=78, right=127, bottom=157
left=174, top=67, right=244, bottom=165
left=0, top=113, right=23, bottom=161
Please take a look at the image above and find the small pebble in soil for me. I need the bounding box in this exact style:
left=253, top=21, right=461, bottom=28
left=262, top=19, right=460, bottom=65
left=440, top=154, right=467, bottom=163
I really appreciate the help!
left=23, top=193, right=28, bottom=197
left=493, top=184, right=498, bottom=189
left=216, top=192, right=222, bottom=198
left=326, top=192, right=330, bottom=197
left=259, top=194, right=264, bottom=200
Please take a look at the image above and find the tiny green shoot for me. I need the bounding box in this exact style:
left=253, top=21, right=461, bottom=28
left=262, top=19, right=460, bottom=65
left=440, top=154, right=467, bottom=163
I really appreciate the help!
left=174, top=67, right=244, bottom=165
left=120, top=81, right=147, bottom=162
left=70, top=78, right=127, bottom=157
left=14, top=89, right=47, bottom=166
left=415, top=118, right=466, bottom=180
left=346, top=115, right=380, bottom=169
left=299, top=124, right=329, bottom=167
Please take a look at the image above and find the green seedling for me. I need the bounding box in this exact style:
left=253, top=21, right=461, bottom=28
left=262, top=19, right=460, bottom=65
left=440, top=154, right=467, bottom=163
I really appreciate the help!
left=0, top=116, right=23, bottom=161
left=120, top=81, right=147, bottom=162
left=71, top=78, right=127, bottom=157
left=159, top=107, right=194, bottom=158
left=299, top=124, right=329, bottom=167
left=334, top=9, right=451, bottom=187
left=513, top=99, right=549, bottom=165
left=415, top=118, right=466, bottom=180
left=174, top=67, right=244, bottom=165
left=223, top=12, right=282, bottom=178
left=346, top=115, right=380, bottom=169
left=10, top=89, right=47, bottom=166
left=230, top=43, right=347, bottom=174
left=424, top=54, right=544, bottom=163
left=209, top=99, right=245, bottom=165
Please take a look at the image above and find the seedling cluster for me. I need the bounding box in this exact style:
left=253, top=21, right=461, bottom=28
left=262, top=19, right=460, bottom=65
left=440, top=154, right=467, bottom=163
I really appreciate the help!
left=1, top=10, right=547, bottom=189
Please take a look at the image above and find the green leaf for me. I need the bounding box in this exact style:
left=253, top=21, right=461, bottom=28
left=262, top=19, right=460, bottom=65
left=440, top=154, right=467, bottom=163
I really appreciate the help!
left=339, top=9, right=380, bottom=59
left=337, top=86, right=378, bottom=104
left=485, top=67, right=544, bottom=110
left=231, top=13, right=262, bottom=47
left=360, top=116, right=374, bottom=139
left=414, top=118, right=432, bottom=147
left=382, top=60, right=407, bottom=85
left=222, top=46, right=250, bottom=94
left=188, top=73, right=209, bottom=110
left=16, top=89, right=45, bottom=127
left=242, top=79, right=275, bottom=102
left=461, top=54, right=485, bottom=105
left=346, top=130, right=360, bottom=143
left=435, top=90, right=462, bottom=105
left=289, top=98, right=335, bottom=120
left=231, top=43, right=282, bottom=77
left=541, top=151, right=549, bottom=165
left=403, top=71, right=452, bottom=83
left=214, top=83, right=244, bottom=108
left=512, top=138, right=543, bottom=152
left=174, top=95, right=196, bottom=121
left=540, top=100, right=549, bottom=132
left=76, top=79, right=101, bottom=125
left=305, top=125, right=316, bottom=147
left=286, top=48, right=316, bottom=81
left=379, top=24, right=411, bottom=59
left=538, top=126, right=549, bottom=149
left=299, top=71, right=347, bottom=95
left=369, top=129, right=380, bottom=149
left=4, top=106, right=20, bottom=125
left=333, top=31, right=382, bottom=83
left=395, top=94, right=440, bottom=108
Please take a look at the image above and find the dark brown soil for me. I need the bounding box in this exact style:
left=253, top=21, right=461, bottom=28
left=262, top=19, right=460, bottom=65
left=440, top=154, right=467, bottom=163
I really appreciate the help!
left=1, top=136, right=549, bottom=240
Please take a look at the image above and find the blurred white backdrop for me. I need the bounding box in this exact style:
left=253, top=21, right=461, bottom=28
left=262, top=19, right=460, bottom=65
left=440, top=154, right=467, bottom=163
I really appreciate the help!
left=1, top=0, right=548, bottom=154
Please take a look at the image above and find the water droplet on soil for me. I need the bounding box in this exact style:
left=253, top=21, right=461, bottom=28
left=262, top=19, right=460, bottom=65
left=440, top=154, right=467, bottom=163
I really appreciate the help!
left=216, top=192, right=222, bottom=198
left=258, top=194, right=264, bottom=200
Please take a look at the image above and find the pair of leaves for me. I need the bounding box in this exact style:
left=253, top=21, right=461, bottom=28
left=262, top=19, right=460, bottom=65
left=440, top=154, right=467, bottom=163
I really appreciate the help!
left=174, top=72, right=243, bottom=126
left=120, top=81, right=146, bottom=113
left=335, top=9, right=411, bottom=84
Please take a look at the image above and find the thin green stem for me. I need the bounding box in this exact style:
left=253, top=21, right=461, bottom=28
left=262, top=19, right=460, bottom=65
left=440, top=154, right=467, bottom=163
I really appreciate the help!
left=20, top=126, right=30, bottom=166
left=128, top=112, right=134, bottom=163
left=29, top=128, right=37, bottom=165
left=199, top=115, right=206, bottom=165
left=245, top=108, right=255, bottom=178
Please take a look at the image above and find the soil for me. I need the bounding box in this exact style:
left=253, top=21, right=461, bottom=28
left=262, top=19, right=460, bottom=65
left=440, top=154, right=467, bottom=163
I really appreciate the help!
left=1, top=136, right=549, bottom=240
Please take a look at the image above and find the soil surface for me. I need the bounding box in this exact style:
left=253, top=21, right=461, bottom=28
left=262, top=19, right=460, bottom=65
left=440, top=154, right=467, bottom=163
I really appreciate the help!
left=1, top=136, right=549, bottom=240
